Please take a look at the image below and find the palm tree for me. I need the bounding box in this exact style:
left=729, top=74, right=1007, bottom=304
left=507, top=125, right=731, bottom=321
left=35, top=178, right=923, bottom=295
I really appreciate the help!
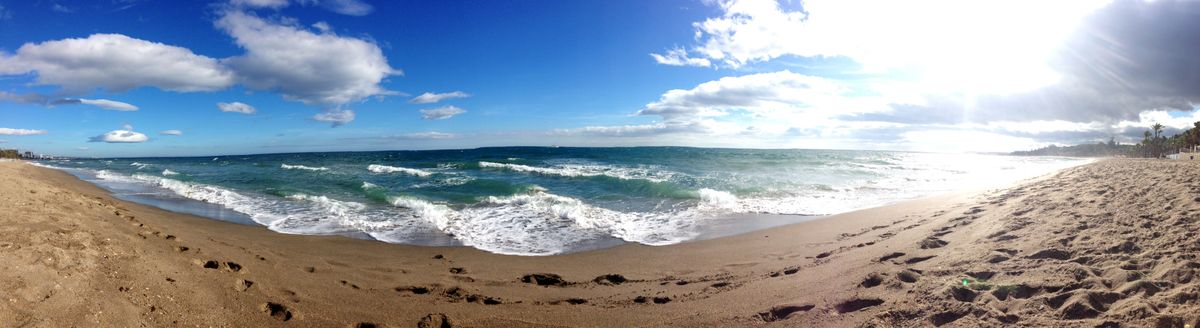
left=1143, top=130, right=1153, bottom=158
left=1151, top=124, right=1166, bottom=158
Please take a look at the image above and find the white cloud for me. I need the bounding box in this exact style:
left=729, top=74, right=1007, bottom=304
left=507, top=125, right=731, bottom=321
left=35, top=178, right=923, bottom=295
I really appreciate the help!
left=50, top=98, right=139, bottom=111
left=230, top=0, right=289, bottom=9
left=89, top=125, right=148, bottom=143
left=650, top=47, right=711, bottom=67
left=1116, top=110, right=1200, bottom=131
left=901, top=130, right=1044, bottom=153
left=217, top=11, right=398, bottom=106
left=312, top=21, right=331, bottom=33
left=0, top=128, right=48, bottom=136
left=160, top=130, right=183, bottom=136
left=0, top=34, right=234, bottom=93
left=420, top=105, right=466, bottom=120
left=671, top=0, right=1108, bottom=94
left=308, top=0, right=373, bottom=16
left=639, top=70, right=886, bottom=121
left=52, top=4, right=74, bottom=13
left=313, top=108, right=355, bottom=127
left=232, top=0, right=373, bottom=15
left=553, top=121, right=718, bottom=137
left=217, top=101, right=257, bottom=114
left=409, top=91, right=470, bottom=104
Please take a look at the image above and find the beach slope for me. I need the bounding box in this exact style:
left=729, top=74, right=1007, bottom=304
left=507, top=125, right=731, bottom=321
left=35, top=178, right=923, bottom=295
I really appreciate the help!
left=1, top=159, right=1197, bottom=327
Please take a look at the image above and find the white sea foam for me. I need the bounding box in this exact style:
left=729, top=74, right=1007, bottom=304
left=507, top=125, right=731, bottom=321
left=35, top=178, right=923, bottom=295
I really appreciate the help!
left=162, top=169, right=179, bottom=176
left=281, top=163, right=328, bottom=171
left=381, top=190, right=699, bottom=255
left=130, top=162, right=151, bottom=169
left=49, top=151, right=1094, bottom=256
left=91, top=171, right=434, bottom=238
left=698, top=188, right=739, bottom=210
left=367, top=164, right=432, bottom=177
left=478, top=161, right=674, bottom=182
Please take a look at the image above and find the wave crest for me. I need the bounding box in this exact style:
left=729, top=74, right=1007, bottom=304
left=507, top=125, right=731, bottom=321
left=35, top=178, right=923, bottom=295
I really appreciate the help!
left=281, top=163, right=328, bottom=171
left=368, top=164, right=432, bottom=177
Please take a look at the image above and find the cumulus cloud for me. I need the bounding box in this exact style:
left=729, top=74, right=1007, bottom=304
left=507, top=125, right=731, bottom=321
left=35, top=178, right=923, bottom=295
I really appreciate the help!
left=89, top=125, right=148, bottom=143
left=215, top=11, right=399, bottom=125
left=409, top=91, right=470, bottom=104
left=313, top=108, right=355, bottom=127
left=217, top=11, right=398, bottom=105
left=420, top=105, right=466, bottom=120
left=650, top=47, right=711, bottom=67
left=50, top=98, right=139, bottom=111
left=160, top=130, right=183, bottom=136
left=639, top=70, right=886, bottom=121
left=217, top=101, right=257, bottom=114
left=0, top=34, right=234, bottom=93
left=0, top=128, right=48, bottom=136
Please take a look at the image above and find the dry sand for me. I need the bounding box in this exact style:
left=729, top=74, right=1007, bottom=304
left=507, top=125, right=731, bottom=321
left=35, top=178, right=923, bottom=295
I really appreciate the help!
left=1, top=159, right=1198, bottom=327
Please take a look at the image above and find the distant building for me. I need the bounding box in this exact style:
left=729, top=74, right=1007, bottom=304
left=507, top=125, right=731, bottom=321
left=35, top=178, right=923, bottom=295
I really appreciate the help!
left=1170, top=146, right=1200, bottom=160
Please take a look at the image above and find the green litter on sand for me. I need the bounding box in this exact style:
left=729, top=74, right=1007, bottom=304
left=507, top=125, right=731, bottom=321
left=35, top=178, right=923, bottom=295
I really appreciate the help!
left=962, top=279, right=969, bottom=286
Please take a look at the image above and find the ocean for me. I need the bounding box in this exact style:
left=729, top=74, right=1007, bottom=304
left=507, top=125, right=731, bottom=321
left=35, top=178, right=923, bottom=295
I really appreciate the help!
left=32, top=147, right=1089, bottom=255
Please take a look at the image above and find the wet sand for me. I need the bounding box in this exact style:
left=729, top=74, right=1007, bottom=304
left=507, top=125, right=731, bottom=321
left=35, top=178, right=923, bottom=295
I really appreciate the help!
left=2, top=159, right=1198, bottom=327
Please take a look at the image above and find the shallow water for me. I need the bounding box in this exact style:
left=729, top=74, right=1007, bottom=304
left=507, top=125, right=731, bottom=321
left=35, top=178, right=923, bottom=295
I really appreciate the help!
left=33, top=147, right=1088, bottom=255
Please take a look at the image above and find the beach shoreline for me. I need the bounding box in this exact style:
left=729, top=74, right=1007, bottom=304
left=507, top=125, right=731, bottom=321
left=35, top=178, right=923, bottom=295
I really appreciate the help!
left=4, top=159, right=1198, bottom=327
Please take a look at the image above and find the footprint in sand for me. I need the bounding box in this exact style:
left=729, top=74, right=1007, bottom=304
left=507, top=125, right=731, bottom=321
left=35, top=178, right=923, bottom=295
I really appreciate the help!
left=919, top=237, right=948, bottom=249
left=757, top=303, right=815, bottom=322
left=860, top=273, right=885, bottom=288
left=878, top=252, right=905, bottom=262
left=904, top=255, right=936, bottom=264
left=833, top=298, right=884, bottom=313
left=417, top=313, right=452, bottom=328
left=196, top=259, right=220, bottom=269
left=260, top=302, right=293, bottom=321
left=520, top=273, right=567, bottom=286
left=234, top=279, right=253, bottom=292
left=897, top=269, right=920, bottom=283
left=592, top=274, right=627, bottom=285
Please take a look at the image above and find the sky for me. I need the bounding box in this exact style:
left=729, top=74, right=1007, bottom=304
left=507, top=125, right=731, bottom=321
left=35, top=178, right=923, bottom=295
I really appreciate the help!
left=2, top=0, right=1200, bottom=157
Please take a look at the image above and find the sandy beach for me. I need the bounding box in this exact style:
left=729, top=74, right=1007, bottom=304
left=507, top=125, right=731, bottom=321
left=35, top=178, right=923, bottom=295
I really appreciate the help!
left=2, top=159, right=1199, bottom=327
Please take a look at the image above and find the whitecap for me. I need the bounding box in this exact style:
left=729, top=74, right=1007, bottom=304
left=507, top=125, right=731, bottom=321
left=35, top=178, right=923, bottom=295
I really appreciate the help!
left=367, top=164, right=432, bottom=177
left=478, top=161, right=674, bottom=182
left=280, top=163, right=328, bottom=171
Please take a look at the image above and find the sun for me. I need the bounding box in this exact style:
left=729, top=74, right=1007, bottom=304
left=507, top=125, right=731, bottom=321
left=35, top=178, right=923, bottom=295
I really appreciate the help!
left=815, top=0, right=1112, bottom=95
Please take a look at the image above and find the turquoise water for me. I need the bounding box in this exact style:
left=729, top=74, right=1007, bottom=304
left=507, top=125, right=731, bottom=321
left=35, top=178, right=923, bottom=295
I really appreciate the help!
left=34, top=147, right=1088, bottom=255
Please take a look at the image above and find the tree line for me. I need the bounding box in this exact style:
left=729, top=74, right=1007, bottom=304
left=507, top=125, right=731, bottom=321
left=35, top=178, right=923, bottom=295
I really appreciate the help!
left=1011, top=122, right=1200, bottom=158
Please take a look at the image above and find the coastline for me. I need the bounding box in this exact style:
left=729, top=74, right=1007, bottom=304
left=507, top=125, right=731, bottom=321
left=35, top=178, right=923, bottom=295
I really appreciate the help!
left=5, top=159, right=1197, bottom=327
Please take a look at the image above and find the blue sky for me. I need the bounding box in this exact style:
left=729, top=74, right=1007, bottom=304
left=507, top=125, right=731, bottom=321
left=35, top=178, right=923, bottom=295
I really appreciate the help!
left=2, top=0, right=1199, bottom=157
